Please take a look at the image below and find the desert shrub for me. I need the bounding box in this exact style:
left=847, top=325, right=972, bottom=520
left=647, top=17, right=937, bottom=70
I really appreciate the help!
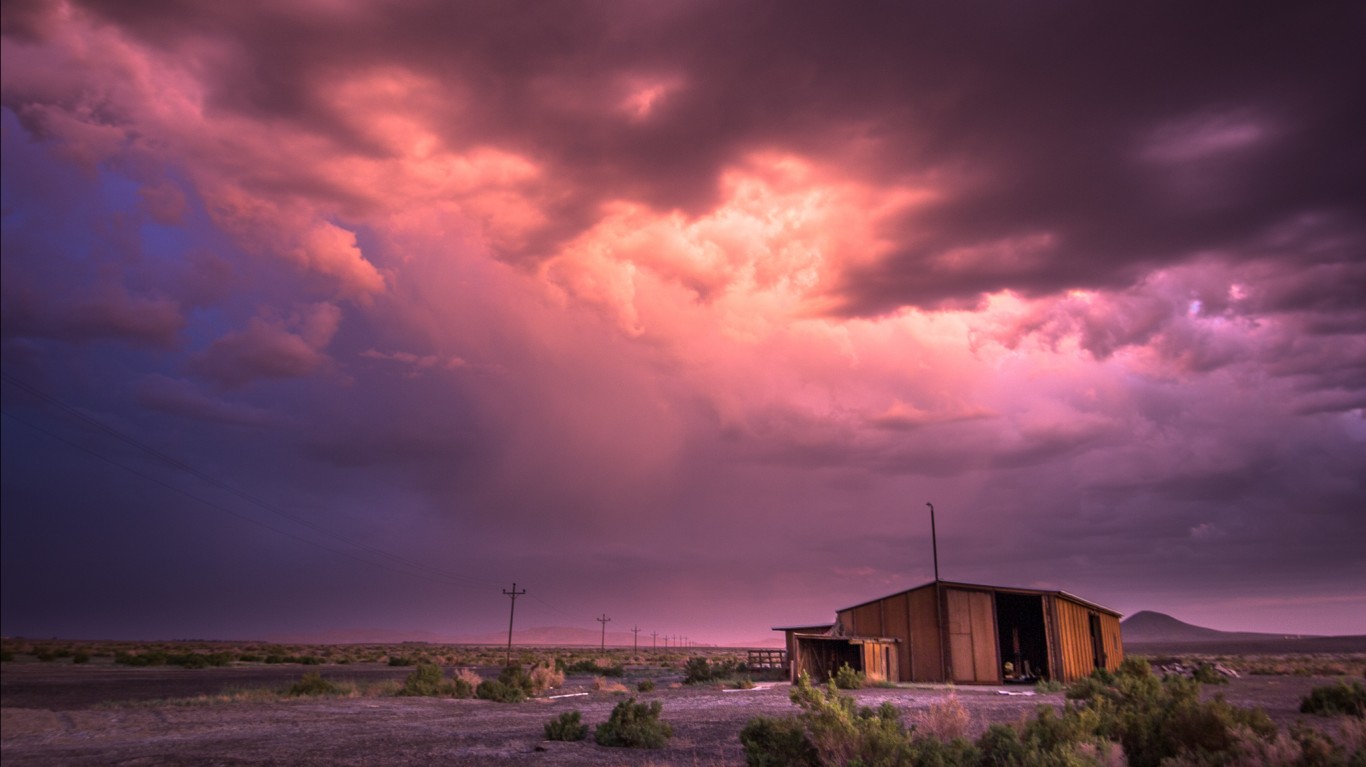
left=1077, top=663, right=1276, bottom=767
left=475, top=679, right=521, bottom=702
left=681, top=655, right=744, bottom=684
left=1065, top=671, right=1113, bottom=701
left=636, top=678, right=656, bottom=693
left=739, top=665, right=1334, bottom=767
left=544, top=710, right=589, bottom=741
left=498, top=664, right=536, bottom=697
left=1161, top=722, right=1365, bottom=767
left=733, top=676, right=757, bottom=690
left=562, top=657, right=624, bottom=677
left=115, top=651, right=168, bottom=667
left=912, top=693, right=970, bottom=742
left=288, top=672, right=341, bottom=696
left=740, top=715, right=821, bottom=767
left=0, top=650, right=13, bottom=662
left=1300, top=681, right=1366, bottom=718
left=238, top=653, right=263, bottom=663
left=399, top=663, right=445, bottom=696
left=683, top=656, right=714, bottom=684
left=167, top=652, right=230, bottom=669
left=977, top=723, right=1029, bottom=765
left=1192, top=663, right=1229, bottom=685
left=72, top=651, right=90, bottom=664
left=594, top=697, right=673, bottom=749
left=780, top=673, right=916, bottom=766
left=1034, top=678, right=1064, bottom=693
left=833, top=662, right=865, bottom=690
left=387, top=656, right=415, bottom=667
left=528, top=663, right=564, bottom=694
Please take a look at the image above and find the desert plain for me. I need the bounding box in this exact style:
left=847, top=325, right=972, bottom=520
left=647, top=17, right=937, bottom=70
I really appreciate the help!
left=3, top=639, right=1364, bottom=767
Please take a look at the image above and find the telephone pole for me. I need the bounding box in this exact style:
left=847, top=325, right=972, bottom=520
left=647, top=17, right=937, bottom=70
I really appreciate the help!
left=631, top=625, right=641, bottom=654
left=651, top=630, right=658, bottom=650
left=597, top=614, right=612, bottom=651
left=502, top=583, right=526, bottom=667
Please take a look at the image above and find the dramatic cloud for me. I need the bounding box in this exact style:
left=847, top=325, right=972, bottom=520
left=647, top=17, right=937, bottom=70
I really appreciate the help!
left=2, top=0, right=1364, bottom=643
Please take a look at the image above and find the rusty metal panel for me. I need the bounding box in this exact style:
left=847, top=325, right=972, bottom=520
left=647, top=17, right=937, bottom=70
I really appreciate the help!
left=909, top=584, right=942, bottom=682
left=946, top=588, right=999, bottom=683
left=970, top=591, right=999, bottom=682
left=884, top=591, right=911, bottom=682
left=849, top=602, right=883, bottom=636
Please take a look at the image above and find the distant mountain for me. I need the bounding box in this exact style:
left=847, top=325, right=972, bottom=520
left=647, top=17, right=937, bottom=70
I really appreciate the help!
left=1121, top=610, right=1314, bottom=644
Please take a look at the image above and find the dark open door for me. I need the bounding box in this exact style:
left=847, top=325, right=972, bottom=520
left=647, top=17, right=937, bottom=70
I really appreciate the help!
left=1088, top=612, right=1107, bottom=670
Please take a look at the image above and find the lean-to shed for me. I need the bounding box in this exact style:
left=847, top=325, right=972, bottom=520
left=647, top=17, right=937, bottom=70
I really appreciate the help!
left=776, top=580, right=1123, bottom=685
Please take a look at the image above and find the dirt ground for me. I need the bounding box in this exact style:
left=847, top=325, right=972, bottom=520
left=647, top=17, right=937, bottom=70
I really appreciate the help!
left=0, top=661, right=1350, bottom=767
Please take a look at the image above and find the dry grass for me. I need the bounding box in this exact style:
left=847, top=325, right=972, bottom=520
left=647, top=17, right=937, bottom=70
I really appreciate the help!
left=529, top=663, right=564, bottom=693
left=911, top=692, right=970, bottom=742
left=454, top=667, right=482, bottom=688
left=592, top=676, right=630, bottom=694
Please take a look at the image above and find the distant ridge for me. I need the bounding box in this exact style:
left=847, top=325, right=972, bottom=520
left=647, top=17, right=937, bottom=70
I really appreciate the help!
left=1119, top=611, right=1366, bottom=654
left=1120, top=611, right=1302, bottom=643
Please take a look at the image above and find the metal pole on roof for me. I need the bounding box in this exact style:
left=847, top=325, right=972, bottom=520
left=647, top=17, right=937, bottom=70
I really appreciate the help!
left=927, top=503, right=940, bottom=581
left=928, top=502, right=947, bottom=683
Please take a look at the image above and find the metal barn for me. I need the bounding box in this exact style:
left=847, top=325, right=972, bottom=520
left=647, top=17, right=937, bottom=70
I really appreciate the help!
left=777, top=580, right=1123, bottom=685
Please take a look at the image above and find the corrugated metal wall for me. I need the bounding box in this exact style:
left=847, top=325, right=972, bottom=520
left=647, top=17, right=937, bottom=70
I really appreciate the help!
left=908, top=585, right=942, bottom=682
left=1052, top=596, right=1124, bottom=682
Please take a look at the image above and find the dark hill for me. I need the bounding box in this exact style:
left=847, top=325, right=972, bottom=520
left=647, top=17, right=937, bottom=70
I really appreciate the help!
left=1120, top=610, right=1290, bottom=643
left=1119, top=611, right=1366, bottom=654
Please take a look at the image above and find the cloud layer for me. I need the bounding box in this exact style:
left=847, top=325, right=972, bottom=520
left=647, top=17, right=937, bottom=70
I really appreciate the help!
left=3, top=0, right=1364, bottom=641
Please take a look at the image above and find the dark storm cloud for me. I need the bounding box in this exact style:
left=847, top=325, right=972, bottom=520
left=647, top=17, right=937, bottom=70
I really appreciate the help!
left=67, top=1, right=1366, bottom=307
left=3, top=0, right=1365, bottom=641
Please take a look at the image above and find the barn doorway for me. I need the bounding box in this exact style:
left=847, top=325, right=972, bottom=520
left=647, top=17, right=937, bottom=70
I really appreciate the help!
left=994, top=592, right=1049, bottom=682
left=792, top=636, right=863, bottom=683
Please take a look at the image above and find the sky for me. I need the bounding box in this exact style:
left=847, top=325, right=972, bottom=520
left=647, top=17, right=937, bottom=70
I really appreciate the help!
left=2, top=0, right=1364, bottom=646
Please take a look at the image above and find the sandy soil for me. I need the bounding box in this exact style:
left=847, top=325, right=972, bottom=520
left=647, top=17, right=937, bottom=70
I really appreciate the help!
left=0, top=662, right=1349, bottom=766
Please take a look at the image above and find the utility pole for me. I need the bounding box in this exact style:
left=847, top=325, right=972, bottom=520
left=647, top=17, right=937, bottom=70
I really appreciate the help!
left=631, top=625, right=640, bottom=654
left=597, top=614, right=612, bottom=651
left=502, top=583, right=526, bottom=667
left=651, top=630, right=658, bottom=650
